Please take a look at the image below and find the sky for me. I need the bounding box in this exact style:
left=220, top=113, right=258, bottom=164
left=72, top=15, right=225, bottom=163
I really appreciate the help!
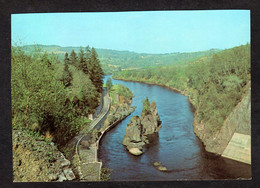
left=11, top=10, right=250, bottom=54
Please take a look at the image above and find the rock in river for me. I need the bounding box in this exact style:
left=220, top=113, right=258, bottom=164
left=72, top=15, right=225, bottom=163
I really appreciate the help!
left=153, top=162, right=167, bottom=172
left=122, top=99, right=161, bottom=155
left=129, top=148, right=143, bottom=156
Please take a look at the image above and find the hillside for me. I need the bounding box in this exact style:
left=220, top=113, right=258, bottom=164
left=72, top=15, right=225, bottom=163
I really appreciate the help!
left=20, top=44, right=221, bottom=74
left=12, top=45, right=105, bottom=181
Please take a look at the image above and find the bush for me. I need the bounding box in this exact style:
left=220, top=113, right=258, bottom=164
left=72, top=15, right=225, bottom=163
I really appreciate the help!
left=11, top=46, right=83, bottom=145
left=142, top=97, right=150, bottom=115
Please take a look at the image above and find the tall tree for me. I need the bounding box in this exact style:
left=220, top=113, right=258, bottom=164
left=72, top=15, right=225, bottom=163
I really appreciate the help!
left=106, top=77, right=113, bottom=92
left=69, top=50, right=78, bottom=67
left=85, top=45, right=91, bottom=63
left=89, top=47, right=104, bottom=93
left=78, top=47, right=86, bottom=71
left=83, top=45, right=91, bottom=75
left=62, top=52, right=72, bottom=87
left=142, top=97, right=150, bottom=115
left=41, top=52, right=52, bottom=68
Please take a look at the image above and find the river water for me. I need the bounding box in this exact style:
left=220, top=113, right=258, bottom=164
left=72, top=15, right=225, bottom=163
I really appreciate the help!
left=99, top=75, right=251, bottom=181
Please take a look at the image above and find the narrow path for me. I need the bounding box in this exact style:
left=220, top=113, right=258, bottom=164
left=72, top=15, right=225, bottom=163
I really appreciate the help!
left=76, top=88, right=111, bottom=181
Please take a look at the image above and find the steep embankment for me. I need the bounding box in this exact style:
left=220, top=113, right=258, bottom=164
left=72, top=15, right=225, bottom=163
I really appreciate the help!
left=193, top=81, right=251, bottom=164
left=13, top=130, right=75, bottom=182
left=103, top=85, right=136, bottom=131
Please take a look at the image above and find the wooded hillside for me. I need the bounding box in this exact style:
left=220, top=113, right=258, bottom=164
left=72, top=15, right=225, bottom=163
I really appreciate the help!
left=11, top=45, right=104, bottom=145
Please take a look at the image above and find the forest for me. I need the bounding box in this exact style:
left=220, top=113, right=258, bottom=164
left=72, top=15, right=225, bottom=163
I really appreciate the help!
left=20, top=44, right=220, bottom=75
left=114, top=44, right=251, bottom=133
left=11, top=45, right=104, bottom=145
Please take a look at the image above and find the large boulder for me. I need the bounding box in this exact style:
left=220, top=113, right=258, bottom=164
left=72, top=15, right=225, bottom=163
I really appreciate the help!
left=140, top=101, right=161, bottom=135
left=122, top=100, right=162, bottom=156
left=128, top=148, right=143, bottom=156
left=122, top=116, right=142, bottom=146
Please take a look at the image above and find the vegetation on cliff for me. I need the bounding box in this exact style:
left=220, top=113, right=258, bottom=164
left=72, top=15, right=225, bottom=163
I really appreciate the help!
left=108, top=84, right=133, bottom=105
left=114, top=44, right=250, bottom=134
left=104, top=82, right=135, bottom=127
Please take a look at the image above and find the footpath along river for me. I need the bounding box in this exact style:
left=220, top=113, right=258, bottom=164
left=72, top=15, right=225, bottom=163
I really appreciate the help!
left=98, top=75, right=251, bottom=181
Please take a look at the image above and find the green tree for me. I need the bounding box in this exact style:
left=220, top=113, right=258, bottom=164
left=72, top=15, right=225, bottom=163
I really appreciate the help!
left=142, top=97, right=150, bottom=115
left=78, top=47, right=86, bottom=71
left=106, top=78, right=113, bottom=92
left=89, top=47, right=104, bottom=93
left=68, top=65, right=100, bottom=115
left=41, top=52, right=52, bottom=68
left=69, top=50, right=78, bottom=67
left=62, top=52, right=72, bottom=87
left=11, top=46, right=83, bottom=145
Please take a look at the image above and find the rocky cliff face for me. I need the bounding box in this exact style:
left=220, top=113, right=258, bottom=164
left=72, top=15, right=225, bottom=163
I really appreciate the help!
left=13, top=130, right=75, bottom=182
left=104, top=101, right=135, bottom=128
left=193, top=82, right=251, bottom=157
left=122, top=101, right=161, bottom=155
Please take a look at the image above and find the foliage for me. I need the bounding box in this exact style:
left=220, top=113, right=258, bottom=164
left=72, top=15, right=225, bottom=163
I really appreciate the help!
left=88, top=47, right=104, bottom=93
left=106, top=77, right=113, bottom=92
left=69, top=50, right=78, bottom=67
left=113, top=84, right=133, bottom=99
left=67, top=66, right=99, bottom=115
left=62, top=52, right=72, bottom=87
left=100, top=167, right=112, bottom=181
left=11, top=44, right=105, bottom=145
left=142, top=97, right=151, bottom=115
left=108, top=84, right=133, bottom=105
left=11, top=46, right=87, bottom=145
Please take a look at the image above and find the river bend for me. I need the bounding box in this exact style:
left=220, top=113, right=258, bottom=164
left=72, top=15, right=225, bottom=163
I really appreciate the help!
left=98, top=75, right=251, bottom=180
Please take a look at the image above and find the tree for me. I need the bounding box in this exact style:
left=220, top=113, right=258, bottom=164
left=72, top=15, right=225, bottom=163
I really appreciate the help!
left=85, top=45, right=91, bottom=63
left=89, top=47, right=104, bottom=93
left=142, top=97, right=150, bottom=115
left=69, top=50, right=78, bottom=67
left=62, top=52, right=72, bottom=87
left=106, top=78, right=113, bottom=92
left=11, top=46, right=84, bottom=144
left=78, top=47, right=86, bottom=71
left=41, top=52, right=52, bottom=68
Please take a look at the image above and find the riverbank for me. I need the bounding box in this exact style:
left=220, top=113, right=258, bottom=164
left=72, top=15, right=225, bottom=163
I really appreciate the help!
left=113, top=76, right=251, bottom=165
left=112, top=77, right=196, bottom=110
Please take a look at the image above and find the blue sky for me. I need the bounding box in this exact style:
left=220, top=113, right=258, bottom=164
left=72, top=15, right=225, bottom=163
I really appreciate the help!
left=11, top=10, right=250, bottom=54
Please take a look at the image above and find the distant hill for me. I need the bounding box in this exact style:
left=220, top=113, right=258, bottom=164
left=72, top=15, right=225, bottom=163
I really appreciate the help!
left=20, top=44, right=221, bottom=74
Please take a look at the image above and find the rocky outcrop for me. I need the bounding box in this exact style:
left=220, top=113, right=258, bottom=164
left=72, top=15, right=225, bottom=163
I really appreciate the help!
left=122, top=101, right=161, bottom=155
left=141, top=101, right=162, bottom=135
left=122, top=116, right=145, bottom=152
left=193, top=82, right=251, bottom=163
left=104, top=102, right=135, bottom=129
left=13, top=130, right=75, bottom=182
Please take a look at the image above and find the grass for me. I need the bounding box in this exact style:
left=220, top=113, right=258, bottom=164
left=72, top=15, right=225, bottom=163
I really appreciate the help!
left=109, top=85, right=120, bottom=104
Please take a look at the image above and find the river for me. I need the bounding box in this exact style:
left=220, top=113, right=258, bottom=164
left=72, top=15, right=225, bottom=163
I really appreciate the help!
left=98, top=75, right=251, bottom=181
